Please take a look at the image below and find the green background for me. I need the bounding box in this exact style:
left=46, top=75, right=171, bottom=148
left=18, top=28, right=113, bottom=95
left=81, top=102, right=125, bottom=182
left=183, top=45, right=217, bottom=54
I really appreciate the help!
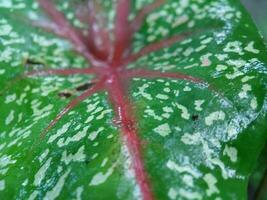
left=241, top=0, right=267, bottom=41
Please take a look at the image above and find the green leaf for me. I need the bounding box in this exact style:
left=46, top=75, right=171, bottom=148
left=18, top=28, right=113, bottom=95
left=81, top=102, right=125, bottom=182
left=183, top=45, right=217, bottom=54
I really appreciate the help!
left=0, top=0, right=266, bottom=200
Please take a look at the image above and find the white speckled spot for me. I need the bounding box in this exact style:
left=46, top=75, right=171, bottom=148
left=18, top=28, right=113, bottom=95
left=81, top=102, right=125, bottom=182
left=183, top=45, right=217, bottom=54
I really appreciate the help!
left=182, top=174, right=194, bottom=187
left=0, top=47, right=13, bottom=63
left=28, top=191, right=38, bottom=200
left=203, top=173, right=219, bottom=196
left=57, top=126, right=90, bottom=147
left=75, top=186, right=84, bottom=200
left=183, top=86, right=192, bottom=91
left=223, top=145, right=238, bottom=162
left=88, top=127, right=104, bottom=141
left=0, top=23, right=12, bottom=36
left=163, top=106, right=174, bottom=113
left=179, top=188, right=202, bottom=200
left=0, top=143, right=5, bottom=151
left=241, top=76, right=254, bottom=83
left=216, top=64, right=227, bottom=71
left=181, top=132, right=201, bottom=145
left=34, top=158, right=52, bottom=186
left=168, top=188, right=178, bottom=200
left=163, top=87, right=171, bottom=93
left=201, top=37, right=212, bottom=44
left=172, top=15, right=188, bottom=27
left=0, top=0, right=25, bottom=9
left=216, top=54, right=228, bottom=61
left=61, top=146, right=86, bottom=164
left=0, top=154, right=16, bottom=168
left=85, top=115, right=94, bottom=123
left=183, top=47, right=194, bottom=56
left=209, top=158, right=236, bottom=179
left=48, top=122, right=72, bottom=143
left=87, top=101, right=100, bottom=112
left=227, top=59, right=246, bottom=68
left=162, top=113, right=170, bottom=118
left=5, top=110, right=14, bottom=125
left=195, top=45, right=207, bottom=52
left=227, top=125, right=238, bottom=139
left=194, top=100, right=205, bottom=111
left=96, top=109, right=112, bottom=120
left=133, top=83, right=152, bottom=100
left=144, top=108, right=163, bottom=121
left=153, top=123, right=171, bottom=137
left=156, top=94, right=169, bottom=100
left=200, top=53, right=212, bottom=67
left=238, top=84, right=251, bottom=99
left=31, top=101, right=54, bottom=121
left=22, top=179, right=28, bottom=186
left=205, top=111, right=225, bottom=126
left=44, top=170, right=70, bottom=200
left=224, top=41, right=244, bottom=55
left=250, top=97, right=258, bottom=110
left=89, top=165, right=115, bottom=186
left=0, top=69, right=5, bottom=74
left=244, top=42, right=259, bottom=54
left=0, top=180, right=5, bottom=191
left=175, top=103, right=190, bottom=119
left=166, top=160, right=202, bottom=178
left=101, top=158, right=108, bottom=168
left=225, top=70, right=244, bottom=79
left=38, top=149, right=49, bottom=163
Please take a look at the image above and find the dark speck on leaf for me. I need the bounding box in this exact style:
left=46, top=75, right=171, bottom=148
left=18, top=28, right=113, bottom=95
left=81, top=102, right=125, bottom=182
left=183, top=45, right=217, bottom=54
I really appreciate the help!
left=192, top=114, right=199, bottom=121
left=76, top=82, right=94, bottom=91
left=25, top=58, right=45, bottom=66
left=58, top=92, right=72, bottom=98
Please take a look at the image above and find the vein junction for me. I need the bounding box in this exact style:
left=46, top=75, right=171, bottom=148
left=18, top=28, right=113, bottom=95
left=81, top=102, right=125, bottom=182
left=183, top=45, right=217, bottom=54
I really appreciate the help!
left=27, top=1, right=208, bottom=199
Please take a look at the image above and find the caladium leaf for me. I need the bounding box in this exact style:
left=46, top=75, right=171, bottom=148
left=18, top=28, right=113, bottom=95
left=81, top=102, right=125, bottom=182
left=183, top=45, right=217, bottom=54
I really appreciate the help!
left=0, top=0, right=266, bottom=200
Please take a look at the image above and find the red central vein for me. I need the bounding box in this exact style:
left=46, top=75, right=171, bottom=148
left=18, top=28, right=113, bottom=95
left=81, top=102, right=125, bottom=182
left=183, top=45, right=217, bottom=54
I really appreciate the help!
left=26, top=0, right=213, bottom=199
left=105, top=73, right=154, bottom=200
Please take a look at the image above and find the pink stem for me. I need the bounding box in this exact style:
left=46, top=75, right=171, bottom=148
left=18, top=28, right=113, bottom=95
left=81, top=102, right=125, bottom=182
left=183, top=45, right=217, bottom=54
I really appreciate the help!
left=38, top=0, right=84, bottom=47
left=38, top=0, right=99, bottom=66
left=87, top=1, right=112, bottom=60
left=106, top=74, right=154, bottom=200
left=126, top=33, right=190, bottom=64
left=126, top=68, right=231, bottom=104
left=40, top=81, right=103, bottom=139
left=126, top=68, right=204, bottom=84
left=112, top=0, right=132, bottom=62
left=2, top=68, right=94, bottom=95
left=32, top=20, right=87, bottom=56
left=39, top=0, right=71, bottom=28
